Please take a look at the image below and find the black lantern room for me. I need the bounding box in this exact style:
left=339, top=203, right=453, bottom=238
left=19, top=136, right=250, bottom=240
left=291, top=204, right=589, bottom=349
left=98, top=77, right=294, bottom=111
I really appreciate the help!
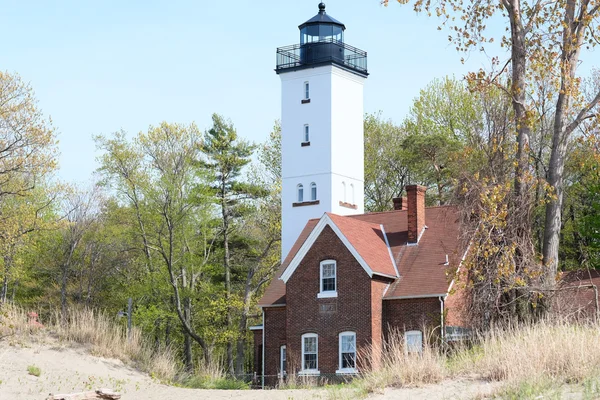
left=276, top=3, right=367, bottom=76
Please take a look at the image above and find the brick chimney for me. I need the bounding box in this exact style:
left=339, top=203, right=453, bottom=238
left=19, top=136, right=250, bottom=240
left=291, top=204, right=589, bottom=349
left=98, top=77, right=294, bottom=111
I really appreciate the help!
left=406, top=185, right=426, bottom=244
left=392, top=196, right=408, bottom=210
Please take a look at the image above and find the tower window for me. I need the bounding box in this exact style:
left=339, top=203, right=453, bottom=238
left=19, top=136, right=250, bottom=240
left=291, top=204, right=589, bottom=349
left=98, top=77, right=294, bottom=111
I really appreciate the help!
left=297, top=184, right=304, bottom=203
left=310, top=182, right=317, bottom=201
left=303, top=125, right=310, bottom=143
left=350, top=183, right=355, bottom=205
left=304, top=81, right=310, bottom=99
left=342, top=181, right=346, bottom=203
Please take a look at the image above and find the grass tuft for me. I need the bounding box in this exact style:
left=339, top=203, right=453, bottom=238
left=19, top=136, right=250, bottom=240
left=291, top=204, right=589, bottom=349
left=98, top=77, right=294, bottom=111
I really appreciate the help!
left=27, top=364, right=41, bottom=377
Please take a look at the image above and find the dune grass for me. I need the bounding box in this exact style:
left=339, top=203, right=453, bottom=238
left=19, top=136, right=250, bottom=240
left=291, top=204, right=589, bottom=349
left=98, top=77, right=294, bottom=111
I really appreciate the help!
left=354, top=319, right=600, bottom=398
left=0, top=304, right=242, bottom=388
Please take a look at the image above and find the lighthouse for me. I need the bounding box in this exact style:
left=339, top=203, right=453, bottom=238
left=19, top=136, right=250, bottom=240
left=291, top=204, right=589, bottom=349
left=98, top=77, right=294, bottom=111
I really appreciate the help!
left=276, top=3, right=368, bottom=260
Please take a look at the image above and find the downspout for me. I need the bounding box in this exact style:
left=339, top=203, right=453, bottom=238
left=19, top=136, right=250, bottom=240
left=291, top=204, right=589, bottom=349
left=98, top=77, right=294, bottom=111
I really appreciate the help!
left=261, top=309, right=265, bottom=389
left=439, top=296, right=445, bottom=342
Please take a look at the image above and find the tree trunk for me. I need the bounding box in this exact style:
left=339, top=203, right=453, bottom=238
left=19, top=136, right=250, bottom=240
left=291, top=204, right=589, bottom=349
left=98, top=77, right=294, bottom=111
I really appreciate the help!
left=222, top=182, right=234, bottom=374
left=235, top=286, right=253, bottom=375
left=10, top=279, right=18, bottom=303
left=183, top=297, right=193, bottom=372
left=61, top=260, right=69, bottom=320
left=542, top=0, right=582, bottom=287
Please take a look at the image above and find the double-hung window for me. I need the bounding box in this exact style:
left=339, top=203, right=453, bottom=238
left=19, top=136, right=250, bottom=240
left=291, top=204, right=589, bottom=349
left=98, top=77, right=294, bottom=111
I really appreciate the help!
left=301, top=333, right=318, bottom=374
left=338, top=332, right=357, bottom=373
left=303, top=125, right=310, bottom=143
left=297, top=184, right=304, bottom=202
left=405, top=330, right=423, bottom=354
left=280, top=345, right=287, bottom=377
left=318, top=260, right=337, bottom=298
left=304, top=81, right=310, bottom=100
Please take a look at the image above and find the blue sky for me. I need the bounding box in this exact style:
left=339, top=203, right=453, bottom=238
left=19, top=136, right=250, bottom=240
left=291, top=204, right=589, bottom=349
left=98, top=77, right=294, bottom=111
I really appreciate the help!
left=2, top=1, right=597, bottom=184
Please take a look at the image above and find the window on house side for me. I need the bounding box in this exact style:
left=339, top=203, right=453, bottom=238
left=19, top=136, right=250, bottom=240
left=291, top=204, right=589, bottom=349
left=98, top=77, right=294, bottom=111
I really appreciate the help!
left=303, top=125, right=310, bottom=143
left=338, top=332, right=357, bottom=372
left=405, top=330, right=423, bottom=354
left=342, top=181, right=346, bottom=203
left=310, top=182, right=317, bottom=201
left=350, top=183, right=355, bottom=204
left=280, top=345, right=287, bottom=376
left=301, top=333, right=318, bottom=372
left=304, top=81, right=310, bottom=99
left=297, top=184, right=304, bottom=203
left=319, top=260, right=337, bottom=297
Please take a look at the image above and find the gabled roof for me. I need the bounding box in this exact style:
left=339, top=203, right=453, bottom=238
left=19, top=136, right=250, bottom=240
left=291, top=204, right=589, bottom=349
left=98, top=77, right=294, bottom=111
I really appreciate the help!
left=279, top=213, right=398, bottom=283
left=258, top=206, right=462, bottom=307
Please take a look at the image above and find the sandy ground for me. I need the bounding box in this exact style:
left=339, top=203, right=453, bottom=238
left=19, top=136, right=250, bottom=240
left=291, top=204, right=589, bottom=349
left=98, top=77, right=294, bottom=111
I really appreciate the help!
left=0, top=339, right=502, bottom=400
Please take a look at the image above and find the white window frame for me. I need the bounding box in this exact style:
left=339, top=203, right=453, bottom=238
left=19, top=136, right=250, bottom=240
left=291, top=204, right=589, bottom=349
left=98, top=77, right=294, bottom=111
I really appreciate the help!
left=350, top=183, right=355, bottom=204
left=300, top=333, right=319, bottom=375
left=297, top=184, right=304, bottom=203
left=405, top=330, right=423, bottom=354
left=303, top=124, right=310, bottom=143
left=342, top=181, right=347, bottom=203
left=279, top=345, right=287, bottom=377
left=318, top=260, right=337, bottom=298
left=304, top=81, right=310, bottom=99
left=337, top=331, right=357, bottom=374
left=310, top=182, right=317, bottom=201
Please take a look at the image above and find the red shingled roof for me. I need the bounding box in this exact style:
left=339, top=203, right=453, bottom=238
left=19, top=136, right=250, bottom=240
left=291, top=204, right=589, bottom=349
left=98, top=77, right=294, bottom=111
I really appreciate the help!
left=325, top=213, right=397, bottom=278
left=257, top=206, right=462, bottom=307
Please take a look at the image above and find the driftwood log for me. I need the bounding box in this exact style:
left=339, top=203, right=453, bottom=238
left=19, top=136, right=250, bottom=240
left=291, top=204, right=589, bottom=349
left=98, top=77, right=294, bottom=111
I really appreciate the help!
left=46, top=388, right=121, bottom=400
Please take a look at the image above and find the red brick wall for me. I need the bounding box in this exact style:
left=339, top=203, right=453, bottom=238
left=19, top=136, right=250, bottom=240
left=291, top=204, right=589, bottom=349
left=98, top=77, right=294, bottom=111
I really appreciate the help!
left=263, top=307, right=286, bottom=378
left=252, top=329, right=263, bottom=376
left=286, top=225, right=374, bottom=374
left=370, top=278, right=389, bottom=369
left=406, top=185, right=426, bottom=243
left=383, top=297, right=441, bottom=342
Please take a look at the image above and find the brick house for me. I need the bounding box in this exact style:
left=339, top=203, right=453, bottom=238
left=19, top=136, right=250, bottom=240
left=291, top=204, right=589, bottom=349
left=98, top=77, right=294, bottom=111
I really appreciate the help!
left=251, top=185, right=467, bottom=384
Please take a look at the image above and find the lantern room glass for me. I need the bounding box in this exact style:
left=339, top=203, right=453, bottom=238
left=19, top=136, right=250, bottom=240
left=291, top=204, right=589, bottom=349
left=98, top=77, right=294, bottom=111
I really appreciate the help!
left=300, top=24, right=343, bottom=44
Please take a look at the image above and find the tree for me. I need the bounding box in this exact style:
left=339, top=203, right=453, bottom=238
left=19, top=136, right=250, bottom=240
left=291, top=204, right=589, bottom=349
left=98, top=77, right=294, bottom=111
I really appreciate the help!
left=385, top=0, right=600, bottom=290
left=0, top=71, right=57, bottom=199
left=0, top=71, right=58, bottom=304
left=97, top=122, right=215, bottom=371
left=364, top=112, right=409, bottom=212
left=401, top=77, right=482, bottom=205
left=199, top=113, right=263, bottom=374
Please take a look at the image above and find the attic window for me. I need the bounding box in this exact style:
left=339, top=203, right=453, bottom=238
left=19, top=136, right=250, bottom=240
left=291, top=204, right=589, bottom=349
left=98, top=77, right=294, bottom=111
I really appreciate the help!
left=318, top=260, right=337, bottom=298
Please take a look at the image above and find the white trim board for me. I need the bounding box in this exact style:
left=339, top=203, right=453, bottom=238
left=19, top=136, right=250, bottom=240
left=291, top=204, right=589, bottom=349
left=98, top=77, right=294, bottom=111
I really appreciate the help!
left=384, top=293, right=448, bottom=300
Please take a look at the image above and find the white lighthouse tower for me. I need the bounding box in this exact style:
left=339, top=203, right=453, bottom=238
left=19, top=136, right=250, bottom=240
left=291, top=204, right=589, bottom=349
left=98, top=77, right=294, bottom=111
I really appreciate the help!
left=276, top=3, right=368, bottom=260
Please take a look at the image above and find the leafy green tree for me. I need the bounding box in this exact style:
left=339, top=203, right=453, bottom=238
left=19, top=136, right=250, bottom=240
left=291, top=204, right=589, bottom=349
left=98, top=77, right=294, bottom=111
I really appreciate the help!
left=199, top=113, right=265, bottom=374
left=97, top=122, right=214, bottom=371
left=364, top=112, right=408, bottom=212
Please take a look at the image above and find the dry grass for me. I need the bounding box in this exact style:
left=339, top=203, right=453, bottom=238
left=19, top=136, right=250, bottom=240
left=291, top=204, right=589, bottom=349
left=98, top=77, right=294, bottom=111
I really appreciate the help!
left=357, top=320, right=600, bottom=396
left=452, top=320, right=600, bottom=384
left=0, top=305, right=43, bottom=339
left=357, top=329, right=446, bottom=394
left=0, top=305, right=180, bottom=382
left=52, top=308, right=180, bottom=382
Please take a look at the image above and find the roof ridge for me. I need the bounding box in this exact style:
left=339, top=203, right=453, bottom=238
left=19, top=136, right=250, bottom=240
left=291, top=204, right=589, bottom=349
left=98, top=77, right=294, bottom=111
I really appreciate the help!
left=347, top=204, right=457, bottom=218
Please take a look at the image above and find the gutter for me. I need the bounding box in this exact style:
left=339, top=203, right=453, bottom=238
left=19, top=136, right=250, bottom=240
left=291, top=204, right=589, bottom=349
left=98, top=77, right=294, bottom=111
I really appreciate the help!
left=439, top=295, right=445, bottom=342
